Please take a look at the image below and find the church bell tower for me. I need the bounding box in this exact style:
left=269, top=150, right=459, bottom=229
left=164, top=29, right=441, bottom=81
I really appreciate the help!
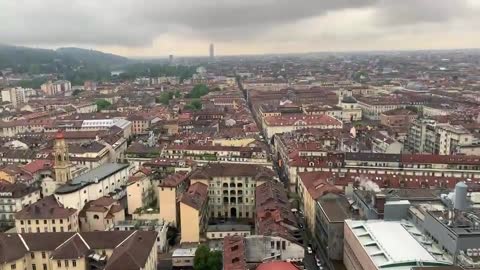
left=53, top=130, right=72, bottom=183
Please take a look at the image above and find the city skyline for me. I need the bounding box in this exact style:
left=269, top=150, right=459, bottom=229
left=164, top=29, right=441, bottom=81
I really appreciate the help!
left=2, top=0, right=480, bottom=57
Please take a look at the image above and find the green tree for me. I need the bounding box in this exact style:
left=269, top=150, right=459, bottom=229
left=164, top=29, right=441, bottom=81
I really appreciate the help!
left=95, top=99, right=112, bottom=111
left=194, top=245, right=222, bottom=270
left=186, top=84, right=210, bottom=98
left=156, top=92, right=172, bottom=105
left=72, top=89, right=83, bottom=96
left=185, top=99, right=202, bottom=111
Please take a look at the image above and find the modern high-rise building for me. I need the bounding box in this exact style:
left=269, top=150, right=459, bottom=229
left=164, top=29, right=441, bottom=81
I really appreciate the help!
left=1, top=87, right=26, bottom=108
left=209, top=43, right=215, bottom=60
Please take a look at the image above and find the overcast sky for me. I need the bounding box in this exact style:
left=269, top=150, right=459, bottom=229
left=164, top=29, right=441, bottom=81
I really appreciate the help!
left=1, top=0, right=479, bottom=57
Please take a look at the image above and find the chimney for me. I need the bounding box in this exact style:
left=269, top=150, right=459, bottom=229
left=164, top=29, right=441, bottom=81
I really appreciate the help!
left=373, top=193, right=386, bottom=216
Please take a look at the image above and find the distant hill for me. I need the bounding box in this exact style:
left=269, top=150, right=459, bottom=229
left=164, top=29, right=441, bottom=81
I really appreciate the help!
left=56, top=47, right=129, bottom=67
left=0, top=44, right=129, bottom=71
left=0, top=44, right=130, bottom=86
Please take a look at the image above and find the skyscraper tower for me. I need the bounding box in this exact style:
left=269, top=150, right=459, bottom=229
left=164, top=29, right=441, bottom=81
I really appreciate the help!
left=209, top=43, right=215, bottom=60
left=53, top=130, right=72, bottom=183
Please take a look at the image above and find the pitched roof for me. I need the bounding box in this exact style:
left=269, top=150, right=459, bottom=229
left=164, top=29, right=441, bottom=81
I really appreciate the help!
left=21, top=159, right=53, bottom=174
left=160, top=172, right=189, bottom=188
left=21, top=232, right=74, bottom=251
left=0, top=234, right=28, bottom=264
left=105, top=231, right=157, bottom=270
left=0, top=231, right=157, bottom=268
left=180, top=182, right=208, bottom=210
left=0, top=181, right=40, bottom=198
left=190, top=163, right=275, bottom=181
left=15, top=195, right=77, bottom=220
left=264, top=114, right=342, bottom=127
left=51, top=233, right=91, bottom=259
left=298, top=172, right=343, bottom=200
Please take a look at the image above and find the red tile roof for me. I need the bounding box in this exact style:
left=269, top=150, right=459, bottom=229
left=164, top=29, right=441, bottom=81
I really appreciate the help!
left=299, top=172, right=343, bottom=200
left=160, top=172, right=189, bottom=188
left=180, top=182, right=208, bottom=210
left=264, top=114, right=342, bottom=127
left=21, top=159, right=53, bottom=174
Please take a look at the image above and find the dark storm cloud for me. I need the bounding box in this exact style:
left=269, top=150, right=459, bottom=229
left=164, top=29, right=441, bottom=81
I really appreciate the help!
left=375, top=0, right=470, bottom=26
left=0, top=0, right=376, bottom=46
left=0, top=0, right=475, bottom=47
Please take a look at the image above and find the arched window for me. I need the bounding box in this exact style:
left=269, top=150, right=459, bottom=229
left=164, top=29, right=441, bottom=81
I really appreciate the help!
left=93, top=215, right=99, bottom=220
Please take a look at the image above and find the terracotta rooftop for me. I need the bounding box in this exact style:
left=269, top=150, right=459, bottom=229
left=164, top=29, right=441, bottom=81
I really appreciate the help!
left=264, top=113, right=342, bottom=127
left=298, top=172, right=343, bottom=200
left=21, top=159, right=53, bottom=174
left=160, top=172, right=189, bottom=188
left=180, top=182, right=208, bottom=210
left=190, top=163, right=275, bottom=181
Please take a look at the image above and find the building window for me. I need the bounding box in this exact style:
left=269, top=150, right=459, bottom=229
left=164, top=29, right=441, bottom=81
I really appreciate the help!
left=44, top=220, right=47, bottom=224
left=93, top=215, right=100, bottom=220
left=35, top=220, right=39, bottom=225
left=10, top=264, right=16, bottom=270
left=72, top=260, right=76, bottom=267
left=32, top=264, right=36, bottom=270
left=31, top=253, right=35, bottom=259
left=57, top=261, right=61, bottom=267
left=65, top=260, right=69, bottom=267
left=41, top=252, right=46, bottom=259
left=60, top=219, right=63, bottom=224
left=52, top=220, right=55, bottom=224
left=20, top=220, right=24, bottom=225
left=43, top=264, right=47, bottom=270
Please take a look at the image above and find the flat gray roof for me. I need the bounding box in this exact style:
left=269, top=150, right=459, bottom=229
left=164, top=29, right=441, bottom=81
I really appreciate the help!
left=55, top=163, right=129, bottom=194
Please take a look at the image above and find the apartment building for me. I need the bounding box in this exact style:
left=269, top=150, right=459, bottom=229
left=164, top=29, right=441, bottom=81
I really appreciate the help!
left=190, top=163, right=276, bottom=219
left=158, top=172, right=189, bottom=227
left=1, top=87, right=26, bottom=108
left=179, top=182, right=209, bottom=243
left=0, top=231, right=158, bottom=270
left=14, top=195, right=78, bottom=233
left=0, top=181, right=41, bottom=229
left=407, top=119, right=474, bottom=155
left=127, top=171, right=154, bottom=215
